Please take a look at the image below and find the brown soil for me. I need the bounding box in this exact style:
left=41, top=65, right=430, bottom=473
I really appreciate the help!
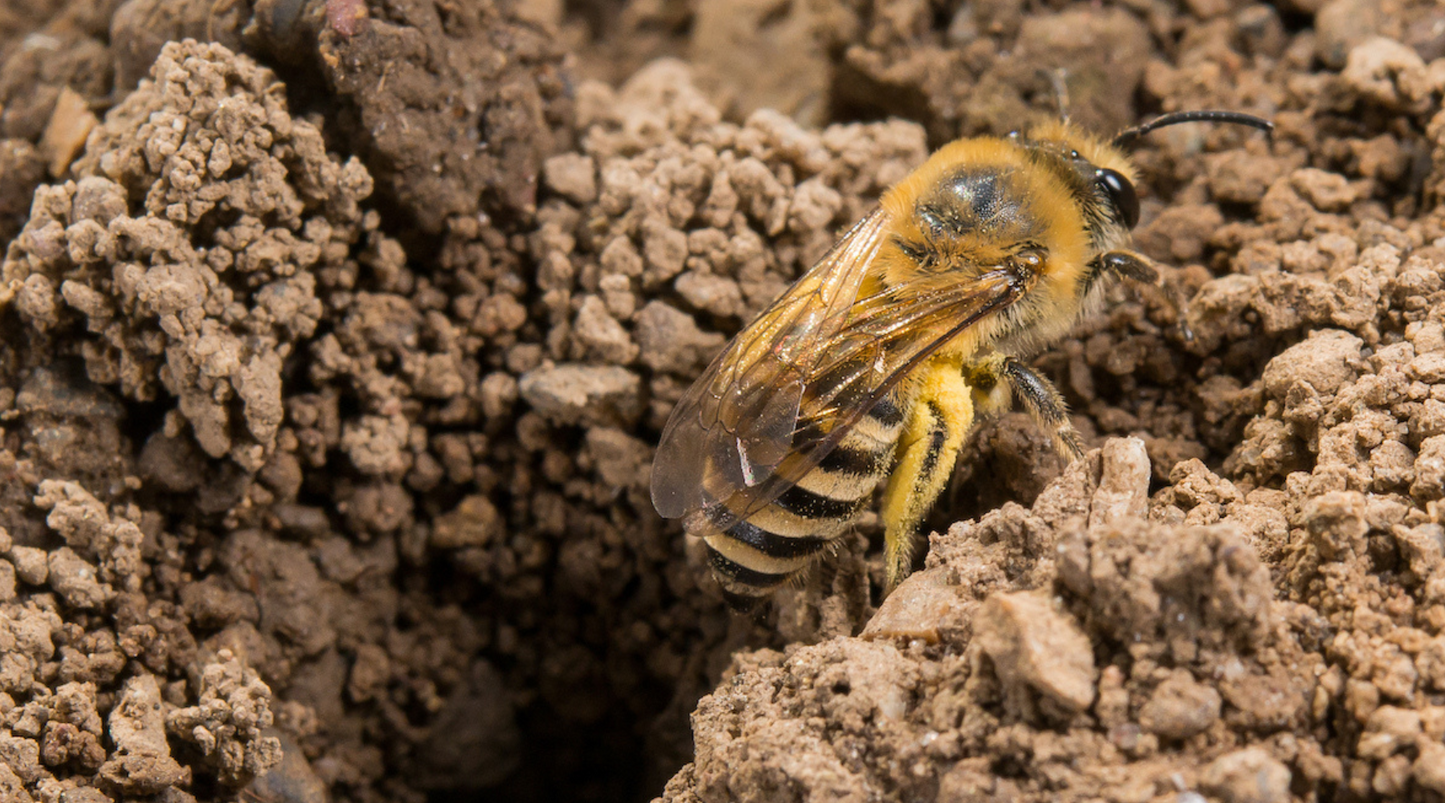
left=0, top=1, right=1440, bottom=802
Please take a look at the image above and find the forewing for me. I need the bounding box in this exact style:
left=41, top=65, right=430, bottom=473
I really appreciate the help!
left=724, top=265, right=1027, bottom=524
left=651, top=209, right=891, bottom=519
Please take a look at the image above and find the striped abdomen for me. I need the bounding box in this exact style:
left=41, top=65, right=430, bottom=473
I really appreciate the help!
left=696, top=393, right=905, bottom=607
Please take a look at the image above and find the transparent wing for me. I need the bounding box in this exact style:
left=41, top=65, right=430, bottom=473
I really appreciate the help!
left=725, top=266, right=1024, bottom=525
left=651, top=210, right=1030, bottom=526
left=651, top=209, right=891, bottom=519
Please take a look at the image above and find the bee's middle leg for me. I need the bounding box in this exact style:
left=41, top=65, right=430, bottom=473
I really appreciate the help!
left=965, top=353, right=1084, bottom=460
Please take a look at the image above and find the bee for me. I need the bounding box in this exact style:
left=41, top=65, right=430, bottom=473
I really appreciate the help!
left=651, top=111, right=1273, bottom=609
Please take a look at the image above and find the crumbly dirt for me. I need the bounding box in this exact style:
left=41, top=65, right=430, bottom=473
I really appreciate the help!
left=0, top=0, right=1440, bottom=802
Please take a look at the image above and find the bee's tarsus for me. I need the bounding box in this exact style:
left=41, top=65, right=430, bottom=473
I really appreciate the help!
left=1098, top=250, right=1159, bottom=284
left=1062, top=430, right=1086, bottom=460
left=1099, top=251, right=1199, bottom=342
left=1168, top=276, right=1197, bottom=344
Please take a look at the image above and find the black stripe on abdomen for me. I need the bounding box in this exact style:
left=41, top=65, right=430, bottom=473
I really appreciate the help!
left=724, top=516, right=831, bottom=559
left=694, top=388, right=901, bottom=607
left=867, top=394, right=905, bottom=427
left=772, top=483, right=862, bottom=519
left=705, top=541, right=791, bottom=588
left=817, top=442, right=881, bottom=477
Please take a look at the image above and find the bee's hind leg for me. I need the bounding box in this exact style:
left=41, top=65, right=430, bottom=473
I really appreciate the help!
left=965, top=353, right=1084, bottom=462
left=879, top=363, right=974, bottom=595
left=878, top=356, right=1082, bottom=596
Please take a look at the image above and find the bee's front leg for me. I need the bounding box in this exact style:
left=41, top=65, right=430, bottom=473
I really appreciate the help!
left=879, top=362, right=974, bottom=594
left=1094, top=250, right=1159, bottom=284
left=1091, top=250, right=1196, bottom=341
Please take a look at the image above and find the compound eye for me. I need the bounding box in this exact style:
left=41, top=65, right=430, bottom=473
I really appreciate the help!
left=1097, top=168, right=1139, bottom=229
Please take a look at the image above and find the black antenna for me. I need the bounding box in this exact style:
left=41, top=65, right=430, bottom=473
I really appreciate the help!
left=1112, top=110, right=1274, bottom=150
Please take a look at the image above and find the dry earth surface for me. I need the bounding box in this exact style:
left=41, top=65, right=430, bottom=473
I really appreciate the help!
left=0, top=0, right=1440, bottom=802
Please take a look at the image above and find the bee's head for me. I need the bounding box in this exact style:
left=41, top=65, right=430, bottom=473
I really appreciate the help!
left=1024, top=120, right=1141, bottom=244
left=1024, top=111, right=1273, bottom=248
